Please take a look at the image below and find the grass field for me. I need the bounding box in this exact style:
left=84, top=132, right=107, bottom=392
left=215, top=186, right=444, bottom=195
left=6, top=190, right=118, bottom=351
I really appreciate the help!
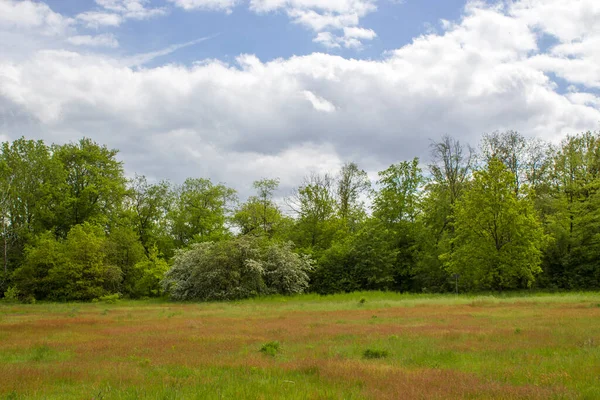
left=1, top=292, right=599, bottom=399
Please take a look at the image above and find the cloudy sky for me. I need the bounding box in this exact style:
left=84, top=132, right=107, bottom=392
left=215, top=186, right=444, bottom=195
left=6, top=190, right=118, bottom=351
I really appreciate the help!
left=0, top=0, right=599, bottom=197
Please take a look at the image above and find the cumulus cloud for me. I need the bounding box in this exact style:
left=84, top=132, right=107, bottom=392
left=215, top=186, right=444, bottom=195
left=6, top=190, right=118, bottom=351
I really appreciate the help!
left=168, top=0, right=379, bottom=49
left=0, top=0, right=73, bottom=36
left=76, top=0, right=167, bottom=27
left=1, top=0, right=600, bottom=197
left=168, top=0, right=240, bottom=13
left=250, top=0, right=378, bottom=48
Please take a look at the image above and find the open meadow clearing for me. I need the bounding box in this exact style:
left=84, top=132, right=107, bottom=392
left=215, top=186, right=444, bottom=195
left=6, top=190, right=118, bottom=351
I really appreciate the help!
left=1, top=292, right=600, bottom=399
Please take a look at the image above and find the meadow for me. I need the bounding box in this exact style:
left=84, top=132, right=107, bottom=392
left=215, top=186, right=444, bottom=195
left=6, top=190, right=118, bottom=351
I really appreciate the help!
left=1, top=292, right=599, bottom=399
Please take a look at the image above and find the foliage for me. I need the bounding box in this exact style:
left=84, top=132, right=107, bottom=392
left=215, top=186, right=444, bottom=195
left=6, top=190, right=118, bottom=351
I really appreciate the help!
left=442, top=159, right=546, bottom=290
left=312, top=219, right=397, bottom=294
left=130, top=247, right=170, bottom=298
left=53, top=138, right=127, bottom=236
left=162, top=237, right=313, bottom=301
left=259, top=341, right=280, bottom=357
left=2, top=132, right=600, bottom=298
left=13, top=223, right=122, bottom=301
left=234, top=178, right=285, bottom=238
left=363, top=348, right=388, bottom=359
left=169, top=178, right=237, bottom=246
left=2, top=286, right=20, bottom=303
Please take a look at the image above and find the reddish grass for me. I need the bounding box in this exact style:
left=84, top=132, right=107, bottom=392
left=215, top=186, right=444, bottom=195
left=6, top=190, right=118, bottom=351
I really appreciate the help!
left=1, top=299, right=597, bottom=399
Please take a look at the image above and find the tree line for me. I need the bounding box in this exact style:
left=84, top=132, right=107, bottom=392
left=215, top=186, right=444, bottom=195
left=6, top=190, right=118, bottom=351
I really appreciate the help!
left=1, top=131, right=599, bottom=302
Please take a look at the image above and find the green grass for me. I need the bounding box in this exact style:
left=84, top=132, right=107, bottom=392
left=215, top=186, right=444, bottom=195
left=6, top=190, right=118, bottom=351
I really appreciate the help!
left=1, top=291, right=600, bottom=399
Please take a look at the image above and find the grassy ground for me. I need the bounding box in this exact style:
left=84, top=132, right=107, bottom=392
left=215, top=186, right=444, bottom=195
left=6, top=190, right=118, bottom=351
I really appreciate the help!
left=1, top=292, right=599, bottom=399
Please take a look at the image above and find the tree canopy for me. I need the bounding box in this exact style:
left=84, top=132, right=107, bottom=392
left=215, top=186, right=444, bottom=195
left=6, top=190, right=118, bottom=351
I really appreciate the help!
left=2, top=131, right=600, bottom=301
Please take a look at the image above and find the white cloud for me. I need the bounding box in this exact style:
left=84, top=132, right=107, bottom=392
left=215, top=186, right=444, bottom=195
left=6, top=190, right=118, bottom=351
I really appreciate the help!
left=76, top=0, right=167, bottom=27
left=249, top=0, right=378, bottom=49
left=168, top=0, right=239, bottom=13
left=76, top=11, right=123, bottom=28
left=313, top=27, right=376, bottom=49
left=1, top=0, right=600, bottom=196
left=96, top=0, right=168, bottom=19
left=0, top=0, right=73, bottom=36
left=509, top=0, right=600, bottom=88
left=313, top=32, right=341, bottom=49
left=303, top=90, right=336, bottom=112
left=67, top=34, right=120, bottom=48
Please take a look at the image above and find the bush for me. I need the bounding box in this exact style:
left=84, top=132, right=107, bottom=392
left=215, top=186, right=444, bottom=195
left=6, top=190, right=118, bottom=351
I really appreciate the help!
left=97, top=293, right=121, bottom=304
left=162, top=237, right=313, bottom=301
left=363, top=348, right=388, bottom=359
left=3, top=286, right=20, bottom=303
left=259, top=341, right=280, bottom=357
left=129, top=247, right=169, bottom=298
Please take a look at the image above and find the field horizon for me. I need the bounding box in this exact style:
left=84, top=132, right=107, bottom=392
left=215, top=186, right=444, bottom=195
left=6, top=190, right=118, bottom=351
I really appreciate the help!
left=1, top=291, right=599, bottom=399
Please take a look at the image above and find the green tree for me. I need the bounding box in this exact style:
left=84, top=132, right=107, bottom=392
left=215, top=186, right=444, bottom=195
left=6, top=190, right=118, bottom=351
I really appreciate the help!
left=53, top=138, right=127, bottom=236
left=234, top=178, right=284, bottom=237
left=373, top=158, right=424, bottom=290
left=416, top=136, right=474, bottom=292
left=541, top=132, right=600, bottom=288
left=130, top=246, right=170, bottom=298
left=127, top=175, right=172, bottom=255
left=443, top=159, right=545, bottom=290
left=312, top=219, right=397, bottom=294
left=0, top=138, right=63, bottom=275
left=50, top=223, right=122, bottom=301
left=13, top=223, right=122, bottom=301
left=286, top=173, right=340, bottom=253
left=11, top=232, right=64, bottom=301
left=336, top=162, right=370, bottom=230
left=169, top=178, right=237, bottom=246
left=105, top=224, right=146, bottom=294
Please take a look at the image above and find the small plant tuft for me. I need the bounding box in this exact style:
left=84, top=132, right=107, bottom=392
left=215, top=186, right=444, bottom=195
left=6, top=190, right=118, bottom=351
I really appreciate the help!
left=98, top=293, right=121, bottom=304
left=30, top=344, right=53, bottom=362
left=514, top=328, right=522, bottom=334
left=259, top=341, right=280, bottom=357
left=358, top=298, right=366, bottom=305
left=363, top=348, right=388, bottom=359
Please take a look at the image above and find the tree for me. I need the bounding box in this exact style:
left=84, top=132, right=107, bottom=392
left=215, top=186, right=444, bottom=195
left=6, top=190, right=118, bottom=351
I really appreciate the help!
left=13, top=223, right=123, bottom=301
left=53, top=138, right=127, bottom=236
left=234, top=178, right=284, bottom=237
left=374, top=158, right=423, bottom=226
left=373, top=158, right=424, bottom=290
left=0, top=138, right=63, bottom=274
left=416, top=136, right=474, bottom=292
left=481, top=130, right=527, bottom=195
left=127, top=175, right=172, bottom=255
left=129, top=246, right=170, bottom=298
left=443, top=159, right=545, bottom=290
left=286, top=173, right=340, bottom=252
left=430, top=136, right=474, bottom=208
left=169, top=178, right=237, bottom=247
left=312, top=219, right=397, bottom=294
left=541, top=132, right=600, bottom=288
left=336, top=162, right=371, bottom=229
left=0, top=159, right=11, bottom=284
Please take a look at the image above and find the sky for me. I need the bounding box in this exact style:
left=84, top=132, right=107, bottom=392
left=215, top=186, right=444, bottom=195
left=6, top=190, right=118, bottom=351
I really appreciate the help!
left=0, top=0, right=599, bottom=198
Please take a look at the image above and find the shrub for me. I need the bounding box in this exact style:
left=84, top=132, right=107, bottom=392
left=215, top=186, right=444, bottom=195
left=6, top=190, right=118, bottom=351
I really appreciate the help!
left=3, top=286, right=20, bottom=303
left=363, top=348, right=388, bottom=359
left=162, top=237, right=313, bottom=301
left=259, top=341, right=280, bottom=357
left=98, top=293, right=121, bottom=304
